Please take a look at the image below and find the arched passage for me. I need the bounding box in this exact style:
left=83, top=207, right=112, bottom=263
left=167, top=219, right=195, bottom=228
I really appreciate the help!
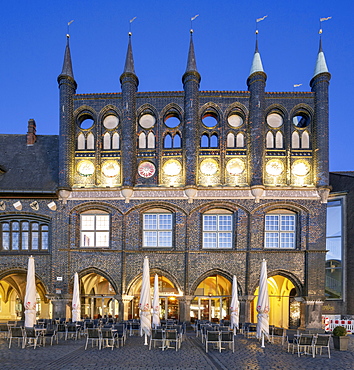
left=251, top=274, right=299, bottom=328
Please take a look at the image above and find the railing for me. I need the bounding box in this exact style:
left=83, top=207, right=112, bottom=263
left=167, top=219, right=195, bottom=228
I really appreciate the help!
left=324, top=318, right=354, bottom=334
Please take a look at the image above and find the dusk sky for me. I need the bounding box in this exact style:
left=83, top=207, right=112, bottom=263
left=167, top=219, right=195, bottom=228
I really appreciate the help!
left=1, top=0, right=352, bottom=171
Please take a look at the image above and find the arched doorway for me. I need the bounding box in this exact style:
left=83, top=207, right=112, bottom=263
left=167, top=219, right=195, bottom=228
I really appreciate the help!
left=127, top=275, right=180, bottom=320
left=79, top=272, right=118, bottom=319
left=251, top=275, right=297, bottom=328
left=190, top=274, right=232, bottom=323
left=0, top=272, right=50, bottom=321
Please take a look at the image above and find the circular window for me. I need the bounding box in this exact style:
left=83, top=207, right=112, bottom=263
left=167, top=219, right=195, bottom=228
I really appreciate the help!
left=102, top=160, right=120, bottom=177
left=292, top=114, right=310, bottom=128
left=163, top=159, right=182, bottom=176
left=139, top=114, right=156, bottom=129
left=267, top=113, right=283, bottom=128
left=103, top=115, right=119, bottom=129
left=200, top=158, right=219, bottom=176
left=266, top=159, right=284, bottom=176
left=202, top=113, right=218, bottom=128
left=79, top=114, right=94, bottom=130
left=165, top=115, right=180, bottom=128
left=226, top=158, right=245, bottom=175
left=227, top=114, right=243, bottom=128
left=77, top=160, right=95, bottom=177
left=138, top=161, right=156, bottom=178
left=292, top=161, right=310, bottom=177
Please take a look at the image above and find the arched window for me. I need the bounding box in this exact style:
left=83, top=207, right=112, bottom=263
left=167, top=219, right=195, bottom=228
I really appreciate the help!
left=80, top=210, right=110, bottom=248
left=266, top=131, right=274, bottom=148
left=139, top=132, right=146, bottom=149
left=164, top=134, right=172, bottom=149
left=112, top=133, right=119, bottom=149
left=227, top=133, right=235, bottom=148
left=275, top=131, right=283, bottom=148
left=210, top=134, right=218, bottom=148
left=292, top=132, right=300, bottom=149
left=173, top=133, right=181, bottom=148
left=77, top=133, right=85, bottom=150
left=302, top=131, right=310, bottom=149
left=87, top=133, right=95, bottom=150
left=103, top=133, right=111, bottom=150
left=143, top=209, right=173, bottom=248
left=147, top=132, right=155, bottom=149
left=201, top=134, right=209, bottom=148
left=202, top=209, right=233, bottom=249
left=236, top=133, right=244, bottom=148
left=265, top=210, right=296, bottom=249
left=0, top=218, right=50, bottom=251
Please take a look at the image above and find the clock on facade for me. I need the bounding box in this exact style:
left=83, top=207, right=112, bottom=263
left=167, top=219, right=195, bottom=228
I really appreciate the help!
left=138, top=161, right=156, bottom=178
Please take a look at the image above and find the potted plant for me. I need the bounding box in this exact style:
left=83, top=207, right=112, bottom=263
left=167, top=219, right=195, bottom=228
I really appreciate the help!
left=332, top=326, right=349, bottom=351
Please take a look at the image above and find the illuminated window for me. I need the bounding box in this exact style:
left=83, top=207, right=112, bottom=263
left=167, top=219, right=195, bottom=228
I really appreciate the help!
left=143, top=212, right=173, bottom=248
left=80, top=211, right=110, bottom=248
left=0, top=218, right=49, bottom=251
left=203, top=212, right=232, bottom=249
left=265, top=212, right=296, bottom=249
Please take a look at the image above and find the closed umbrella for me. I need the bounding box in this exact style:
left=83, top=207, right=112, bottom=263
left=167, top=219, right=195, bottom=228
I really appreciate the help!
left=139, top=256, right=152, bottom=344
left=256, top=259, right=270, bottom=347
left=230, top=275, right=239, bottom=334
left=72, top=272, right=81, bottom=322
left=152, top=274, right=161, bottom=328
left=24, top=256, right=37, bottom=327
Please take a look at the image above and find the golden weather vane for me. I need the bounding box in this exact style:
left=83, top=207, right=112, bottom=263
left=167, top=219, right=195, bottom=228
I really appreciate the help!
left=67, top=20, right=74, bottom=38
left=190, top=14, right=199, bottom=33
left=319, top=16, right=332, bottom=34
left=129, top=16, right=137, bottom=35
left=255, top=15, right=267, bottom=35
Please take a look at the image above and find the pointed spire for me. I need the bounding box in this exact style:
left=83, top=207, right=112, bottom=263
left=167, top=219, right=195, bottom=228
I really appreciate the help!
left=185, top=30, right=198, bottom=73
left=249, top=39, right=264, bottom=76
left=313, top=38, right=329, bottom=77
left=61, top=35, right=74, bottom=79
left=123, top=32, right=135, bottom=74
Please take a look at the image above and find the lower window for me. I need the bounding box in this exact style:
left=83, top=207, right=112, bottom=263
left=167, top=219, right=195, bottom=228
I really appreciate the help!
left=265, top=213, right=296, bottom=249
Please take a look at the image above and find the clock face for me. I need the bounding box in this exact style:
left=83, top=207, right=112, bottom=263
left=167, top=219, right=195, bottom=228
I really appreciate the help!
left=138, top=161, right=156, bottom=178
left=226, top=158, right=245, bottom=175
left=292, top=161, right=310, bottom=177
left=77, top=160, right=95, bottom=177
left=266, top=159, right=284, bottom=176
left=102, top=160, right=120, bottom=178
left=163, top=159, right=182, bottom=176
left=200, top=158, right=219, bottom=176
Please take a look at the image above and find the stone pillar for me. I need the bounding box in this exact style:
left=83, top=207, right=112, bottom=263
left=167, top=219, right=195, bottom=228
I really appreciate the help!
left=50, top=295, right=71, bottom=319
left=240, top=295, right=255, bottom=323
left=300, top=299, right=325, bottom=332
left=121, top=295, right=134, bottom=321
left=178, top=295, right=194, bottom=323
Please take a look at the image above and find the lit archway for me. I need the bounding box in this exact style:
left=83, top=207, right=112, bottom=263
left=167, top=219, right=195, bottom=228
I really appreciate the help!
left=251, top=275, right=297, bottom=328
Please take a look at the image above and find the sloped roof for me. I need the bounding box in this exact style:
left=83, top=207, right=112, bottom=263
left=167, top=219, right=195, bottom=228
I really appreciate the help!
left=0, top=135, right=58, bottom=193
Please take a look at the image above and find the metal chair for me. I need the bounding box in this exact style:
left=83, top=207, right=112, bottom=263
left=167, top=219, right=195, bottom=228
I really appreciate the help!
left=149, top=329, right=165, bottom=350
left=312, top=334, right=331, bottom=358
left=165, top=329, right=179, bottom=351
left=42, top=324, right=57, bottom=346
left=56, top=323, right=67, bottom=343
left=205, top=331, right=220, bottom=353
left=220, top=331, right=234, bottom=353
left=113, top=324, right=127, bottom=347
left=0, top=323, right=9, bottom=339
left=101, top=328, right=115, bottom=350
left=85, top=328, right=102, bottom=350
left=284, top=330, right=298, bottom=353
left=66, top=324, right=79, bottom=340
left=297, top=334, right=314, bottom=357
left=23, top=327, right=40, bottom=349
left=271, top=327, right=286, bottom=345
left=8, top=326, right=24, bottom=348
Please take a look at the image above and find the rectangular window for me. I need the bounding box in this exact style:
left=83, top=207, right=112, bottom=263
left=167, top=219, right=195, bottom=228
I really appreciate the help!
left=143, top=214, right=172, bottom=247
left=265, top=214, right=296, bottom=248
left=326, top=199, right=343, bottom=299
left=81, top=214, right=110, bottom=248
left=203, top=214, right=232, bottom=249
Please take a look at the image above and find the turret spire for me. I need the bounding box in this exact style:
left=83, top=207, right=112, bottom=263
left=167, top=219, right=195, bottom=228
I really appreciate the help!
left=60, top=35, right=75, bottom=79
left=185, top=30, right=198, bottom=73
left=123, top=32, right=135, bottom=74
left=249, top=39, right=264, bottom=76
left=313, top=38, right=329, bottom=78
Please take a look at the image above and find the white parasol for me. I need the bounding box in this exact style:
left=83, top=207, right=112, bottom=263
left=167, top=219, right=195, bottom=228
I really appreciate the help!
left=152, top=274, right=161, bottom=328
left=72, top=272, right=81, bottom=322
left=24, top=256, right=37, bottom=327
left=139, top=256, right=152, bottom=343
left=230, top=275, right=239, bottom=333
left=256, top=259, right=270, bottom=347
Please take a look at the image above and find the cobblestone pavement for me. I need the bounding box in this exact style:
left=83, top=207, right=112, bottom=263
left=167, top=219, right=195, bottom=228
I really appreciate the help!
left=1, top=333, right=354, bottom=370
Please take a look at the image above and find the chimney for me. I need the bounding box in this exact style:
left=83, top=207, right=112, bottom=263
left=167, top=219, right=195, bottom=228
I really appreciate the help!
left=27, top=119, right=37, bottom=146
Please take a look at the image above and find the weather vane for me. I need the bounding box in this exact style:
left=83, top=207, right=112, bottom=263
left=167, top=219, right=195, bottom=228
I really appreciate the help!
left=319, top=17, right=331, bottom=35
left=255, top=15, right=267, bottom=37
left=129, top=16, right=137, bottom=35
left=67, top=20, right=74, bottom=38
left=190, top=14, right=199, bottom=33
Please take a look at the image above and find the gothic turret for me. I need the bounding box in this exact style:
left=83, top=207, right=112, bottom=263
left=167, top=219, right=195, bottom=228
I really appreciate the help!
left=58, top=35, right=77, bottom=191
left=310, top=38, right=331, bottom=188
left=247, top=40, right=267, bottom=192
left=182, top=30, right=201, bottom=189
left=120, top=33, right=139, bottom=190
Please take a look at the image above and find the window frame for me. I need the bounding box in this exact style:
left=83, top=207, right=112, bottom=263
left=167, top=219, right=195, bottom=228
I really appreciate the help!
left=264, top=212, right=296, bottom=249
left=202, top=213, right=233, bottom=249
left=142, top=212, right=173, bottom=248
left=80, top=212, right=110, bottom=248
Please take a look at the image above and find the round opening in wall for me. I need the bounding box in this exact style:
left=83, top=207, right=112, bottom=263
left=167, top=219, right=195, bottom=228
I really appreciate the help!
left=292, top=114, right=310, bottom=128
left=103, top=115, right=119, bottom=129
left=139, top=114, right=156, bottom=129
left=227, top=114, right=243, bottom=128
left=267, top=113, right=283, bottom=128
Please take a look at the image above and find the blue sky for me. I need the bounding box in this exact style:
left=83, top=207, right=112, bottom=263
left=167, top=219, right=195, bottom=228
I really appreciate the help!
left=1, top=0, right=352, bottom=171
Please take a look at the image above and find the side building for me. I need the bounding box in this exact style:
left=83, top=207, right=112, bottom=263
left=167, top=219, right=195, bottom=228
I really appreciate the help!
left=0, top=32, right=332, bottom=329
